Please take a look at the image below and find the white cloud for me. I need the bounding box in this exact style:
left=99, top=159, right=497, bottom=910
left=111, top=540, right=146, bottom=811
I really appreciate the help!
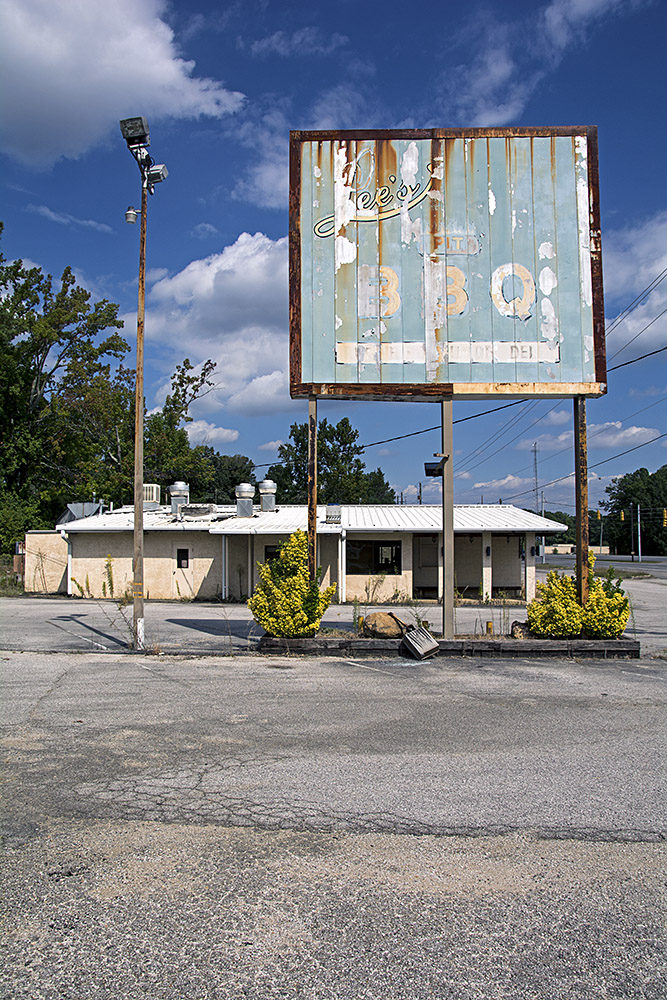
left=473, top=474, right=533, bottom=493
left=441, top=0, right=644, bottom=125
left=190, top=222, right=220, bottom=240
left=603, top=210, right=667, bottom=358
left=0, top=0, right=244, bottom=166
left=257, top=440, right=283, bottom=452
left=144, top=232, right=295, bottom=418
left=186, top=420, right=239, bottom=447
left=540, top=408, right=571, bottom=427
left=26, top=203, right=112, bottom=234
left=517, top=421, right=661, bottom=452
left=246, top=27, right=348, bottom=58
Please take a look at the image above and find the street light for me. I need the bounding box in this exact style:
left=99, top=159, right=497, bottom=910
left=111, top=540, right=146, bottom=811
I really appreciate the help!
left=120, top=116, right=168, bottom=650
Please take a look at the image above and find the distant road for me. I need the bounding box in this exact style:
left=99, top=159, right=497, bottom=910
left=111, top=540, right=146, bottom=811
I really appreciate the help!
left=541, top=553, right=667, bottom=581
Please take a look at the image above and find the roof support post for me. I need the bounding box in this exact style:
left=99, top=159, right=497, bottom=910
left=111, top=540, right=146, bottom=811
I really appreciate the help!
left=308, top=397, right=317, bottom=584
left=482, top=531, right=492, bottom=601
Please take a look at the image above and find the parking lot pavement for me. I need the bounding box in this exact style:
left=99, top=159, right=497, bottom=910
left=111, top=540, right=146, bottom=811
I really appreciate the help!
left=1, top=649, right=666, bottom=999
left=1, top=571, right=666, bottom=655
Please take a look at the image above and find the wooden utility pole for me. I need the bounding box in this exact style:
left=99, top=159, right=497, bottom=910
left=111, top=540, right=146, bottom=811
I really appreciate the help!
left=307, top=397, right=317, bottom=583
left=442, top=400, right=454, bottom=639
left=574, top=396, right=589, bottom=605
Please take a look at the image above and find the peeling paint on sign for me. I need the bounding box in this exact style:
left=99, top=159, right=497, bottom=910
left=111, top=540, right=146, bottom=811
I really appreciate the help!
left=292, top=128, right=606, bottom=399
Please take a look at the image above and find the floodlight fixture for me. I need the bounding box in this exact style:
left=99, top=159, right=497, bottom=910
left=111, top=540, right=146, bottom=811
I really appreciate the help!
left=120, top=116, right=150, bottom=147
left=147, top=164, right=168, bottom=185
left=125, top=206, right=138, bottom=224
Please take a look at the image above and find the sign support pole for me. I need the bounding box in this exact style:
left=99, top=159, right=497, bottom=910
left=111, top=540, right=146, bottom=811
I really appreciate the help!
left=574, top=396, right=589, bottom=605
left=308, top=397, right=318, bottom=584
left=442, top=400, right=454, bottom=640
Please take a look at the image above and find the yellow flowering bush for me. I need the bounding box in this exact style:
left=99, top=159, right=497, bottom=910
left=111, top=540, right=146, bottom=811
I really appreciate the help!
left=248, top=530, right=336, bottom=637
left=527, top=555, right=629, bottom=639
left=582, top=567, right=629, bottom=638
left=527, top=569, right=584, bottom=638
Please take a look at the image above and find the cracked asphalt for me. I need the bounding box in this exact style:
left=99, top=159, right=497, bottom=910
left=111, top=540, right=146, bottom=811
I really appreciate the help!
left=1, top=649, right=666, bottom=998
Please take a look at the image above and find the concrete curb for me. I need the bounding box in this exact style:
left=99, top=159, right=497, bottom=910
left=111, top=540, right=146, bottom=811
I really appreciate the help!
left=259, top=636, right=641, bottom=659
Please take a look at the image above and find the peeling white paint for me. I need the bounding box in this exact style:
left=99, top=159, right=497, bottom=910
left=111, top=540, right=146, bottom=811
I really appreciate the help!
left=539, top=266, right=558, bottom=296
left=512, top=210, right=517, bottom=234
left=400, top=142, right=419, bottom=188
left=488, top=188, right=496, bottom=215
left=538, top=241, right=554, bottom=260
left=584, top=334, right=594, bottom=362
left=431, top=157, right=444, bottom=181
left=540, top=297, right=559, bottom=345
left=334, top=234, right=357, bottom=270
left=313, top=165, right=322, bottom=179
left=401, top=206, right=422, bottom=246
left=334, top=144, right=357, bottom=236
left=335, top=315, right=343, bottom=330
left=575, top=136, right=593, bottom=309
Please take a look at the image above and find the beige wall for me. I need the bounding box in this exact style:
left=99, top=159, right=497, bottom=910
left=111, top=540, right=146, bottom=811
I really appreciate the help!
left=345, top=532, right=412, bottom=603
left=69, top=530, right=221, bottom=600
left=492, top=535, right=523, bottom=593
left=224, top=533, right=339, bottom=601
left=454, top=535, right=483, bottom=591
left=24, top=531, right=68, bottom=594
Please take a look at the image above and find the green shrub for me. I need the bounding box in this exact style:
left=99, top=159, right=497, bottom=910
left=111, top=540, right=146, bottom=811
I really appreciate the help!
left=582, top=568, right=629, bottom=639
left=248, top=530, right=336, bottom=637
left=528, top=556, right=629, bottom=639
left=527, top=569, right=584, bottom=638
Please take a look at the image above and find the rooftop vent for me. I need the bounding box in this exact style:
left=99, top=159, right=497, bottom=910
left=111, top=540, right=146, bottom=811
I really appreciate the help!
left=143, top=483, right=161, bottom=509
left=180, top=504, right=217, bottom=520
left=258, top=479, right=277, bottom=513
left=235, top=482, right=255, bottom=518
left=326, top=504, right=341, bottom=524
left=169, top=480, right=190, bottom=515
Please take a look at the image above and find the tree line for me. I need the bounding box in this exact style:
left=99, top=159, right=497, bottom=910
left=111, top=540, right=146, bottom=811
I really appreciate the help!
left=0, top=229, right=394, bottom=552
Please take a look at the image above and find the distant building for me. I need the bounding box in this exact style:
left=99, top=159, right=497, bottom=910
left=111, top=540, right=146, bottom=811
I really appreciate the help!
left=24, top=481, right=566, bottom=602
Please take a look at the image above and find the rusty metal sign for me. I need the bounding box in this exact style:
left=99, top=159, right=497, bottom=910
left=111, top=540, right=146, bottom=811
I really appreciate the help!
left=290, top=127, right=606, bottom=400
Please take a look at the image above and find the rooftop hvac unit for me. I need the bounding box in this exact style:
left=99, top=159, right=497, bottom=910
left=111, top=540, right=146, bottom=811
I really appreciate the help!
left=143, top=484, right=161, bottom=504
left=325, top=505, right=341, bottom=524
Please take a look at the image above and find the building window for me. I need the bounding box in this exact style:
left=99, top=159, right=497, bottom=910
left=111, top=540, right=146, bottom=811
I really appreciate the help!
left=176, top=548, right=189, bottom=569
left=264, top=545, right=280, bottom=563
left=346, top=540, right=401, bottom=575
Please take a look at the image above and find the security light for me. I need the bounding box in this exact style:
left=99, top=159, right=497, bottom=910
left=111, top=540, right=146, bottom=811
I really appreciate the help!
left=125, top=206, right=138, bottom=224
left=147, top=164, right=168, bottom=185
left=120, top=117, right=150, bottom=147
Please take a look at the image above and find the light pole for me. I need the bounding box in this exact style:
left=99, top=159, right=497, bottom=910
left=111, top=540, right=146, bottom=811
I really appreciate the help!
left=120, top=117, right=168, bottom=649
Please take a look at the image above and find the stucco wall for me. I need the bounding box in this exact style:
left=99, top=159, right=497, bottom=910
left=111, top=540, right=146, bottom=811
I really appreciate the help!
left=24, top=531, right=68, bottom=594
left=345, top=532, right=412, bottom=603
left=491, top=535, right=524, bottom=593
left=69, top=530, right=221, bottom=600
left=454, top=535, right=483, bottom=591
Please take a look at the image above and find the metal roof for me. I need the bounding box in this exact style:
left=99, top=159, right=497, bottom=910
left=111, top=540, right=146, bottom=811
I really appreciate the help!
left=60, top=503, right=567, bottom=535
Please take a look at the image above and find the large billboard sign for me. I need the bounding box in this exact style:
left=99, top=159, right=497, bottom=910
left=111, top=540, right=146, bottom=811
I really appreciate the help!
left=290, top=127, right=606, bottom=400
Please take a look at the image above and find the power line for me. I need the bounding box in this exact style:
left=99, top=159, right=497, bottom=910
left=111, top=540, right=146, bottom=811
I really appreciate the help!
left=608, top=305, right=667, bottom=362
left=500, top=432, right=667, bottom=503
left=604, top=266, right=667, bottom=339
left=608, top=341, right=667, bottom=372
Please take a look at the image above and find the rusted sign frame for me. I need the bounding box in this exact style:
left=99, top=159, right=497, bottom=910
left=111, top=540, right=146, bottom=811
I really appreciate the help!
left=289, top=126, right=606, bottom=402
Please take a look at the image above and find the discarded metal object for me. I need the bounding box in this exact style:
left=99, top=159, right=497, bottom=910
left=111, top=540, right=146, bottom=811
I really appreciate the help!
left=401, top=626, right=440, bottom=660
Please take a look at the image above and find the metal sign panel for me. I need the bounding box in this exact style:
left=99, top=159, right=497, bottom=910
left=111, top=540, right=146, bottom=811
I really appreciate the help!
left=290, top=127, right=606, bottom=400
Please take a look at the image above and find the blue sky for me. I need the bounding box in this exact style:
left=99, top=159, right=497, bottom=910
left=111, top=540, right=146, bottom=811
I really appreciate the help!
left=1, top=0, right=665, bottom=513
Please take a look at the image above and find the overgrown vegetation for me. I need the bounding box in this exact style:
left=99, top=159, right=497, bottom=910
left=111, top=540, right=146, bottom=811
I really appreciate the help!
left=527, top=555, right=629, bottom=639
left=248, top=530, right=336, bottom=637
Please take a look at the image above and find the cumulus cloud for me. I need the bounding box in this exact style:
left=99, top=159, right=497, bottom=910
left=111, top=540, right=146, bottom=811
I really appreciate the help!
left=0, top=0, right=244, bottom=166
left=186, top=420, right=239, bottom=447
left=190, top=222, right=220, bottom=240
left=257, top=440, right=283, bottom=452
left=144, top=231, right=297, bottom=418
left=517, top=421, right=661, bottom=452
